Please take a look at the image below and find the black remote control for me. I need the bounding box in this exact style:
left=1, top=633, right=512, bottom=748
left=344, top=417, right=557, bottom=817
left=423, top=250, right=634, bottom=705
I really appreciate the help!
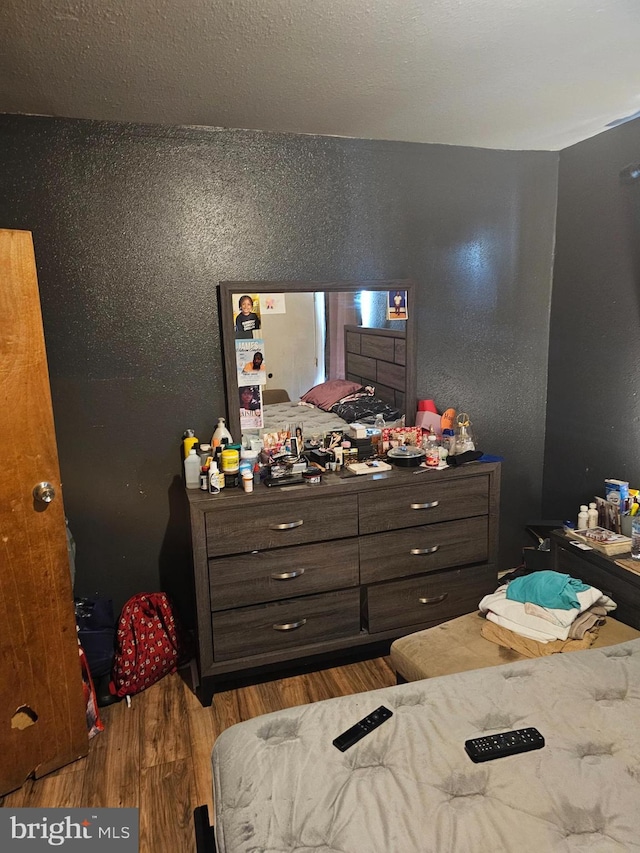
left=465, top=727, right=545, bottom=763
left=332, top=705, right=393, bottom=751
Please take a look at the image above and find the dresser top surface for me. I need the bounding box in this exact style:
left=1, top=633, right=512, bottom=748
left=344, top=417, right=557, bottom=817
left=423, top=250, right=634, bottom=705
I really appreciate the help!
left=186, top=460, right=500, bottom=511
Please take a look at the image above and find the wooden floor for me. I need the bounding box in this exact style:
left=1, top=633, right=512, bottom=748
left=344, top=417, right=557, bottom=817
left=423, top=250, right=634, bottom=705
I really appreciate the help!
left=1, top=656, right=396, bottom=852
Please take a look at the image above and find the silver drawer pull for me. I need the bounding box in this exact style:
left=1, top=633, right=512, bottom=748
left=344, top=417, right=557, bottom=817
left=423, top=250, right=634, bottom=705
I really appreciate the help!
left=410, top=500, right=440, bottom=510
left=410, top=545, right=440, bottom=555
left=418, top=593, right=448, bottom=605
left=269, top=519, right=304, bottom=530
left=273, top=619, right=307, bottom=631
left=271, top=569, right=305, bottom=580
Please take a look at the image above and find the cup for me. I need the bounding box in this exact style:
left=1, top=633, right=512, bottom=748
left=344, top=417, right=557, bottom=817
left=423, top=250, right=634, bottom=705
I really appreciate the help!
left=631, top=516, right=640, bottom=560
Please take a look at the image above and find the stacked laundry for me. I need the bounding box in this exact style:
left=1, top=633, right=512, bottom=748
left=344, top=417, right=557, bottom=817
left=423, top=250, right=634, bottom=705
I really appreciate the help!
left=479, top=570, right=617, bottom=646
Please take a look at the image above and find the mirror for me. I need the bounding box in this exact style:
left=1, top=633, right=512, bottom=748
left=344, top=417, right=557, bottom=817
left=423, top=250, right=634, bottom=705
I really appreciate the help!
left=219, top=280, right=416, bottom=443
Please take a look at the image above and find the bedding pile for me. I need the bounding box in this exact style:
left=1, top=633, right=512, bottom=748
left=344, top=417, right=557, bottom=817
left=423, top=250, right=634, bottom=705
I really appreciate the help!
left=479, top=570, right=616, bottom=645
left=300, top=379, right=401, bottom=424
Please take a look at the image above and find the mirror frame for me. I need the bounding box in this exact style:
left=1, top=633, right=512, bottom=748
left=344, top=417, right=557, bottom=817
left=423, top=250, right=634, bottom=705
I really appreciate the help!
left=218, top=279, right=417, bottom=442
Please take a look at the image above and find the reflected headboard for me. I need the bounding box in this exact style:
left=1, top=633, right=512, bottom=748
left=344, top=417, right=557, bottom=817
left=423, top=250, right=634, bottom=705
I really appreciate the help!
left=344, top=325, right=406, bottom=413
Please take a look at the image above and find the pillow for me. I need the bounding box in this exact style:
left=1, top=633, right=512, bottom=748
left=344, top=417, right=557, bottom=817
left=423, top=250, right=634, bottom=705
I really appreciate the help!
left=300, top=379, right=365, bottom=411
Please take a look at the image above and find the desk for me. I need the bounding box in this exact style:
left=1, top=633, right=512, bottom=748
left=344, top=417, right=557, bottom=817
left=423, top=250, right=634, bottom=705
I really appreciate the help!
left=550, top=529, right=640, bottom=630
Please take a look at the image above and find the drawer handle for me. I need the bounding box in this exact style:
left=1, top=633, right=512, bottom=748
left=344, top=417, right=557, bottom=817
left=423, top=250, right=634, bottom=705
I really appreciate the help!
left=418, top=593, right=448, bottom=605
left=410, top=500, right=440, bottom=510
left=271, top=569, right=305, bottom=580
left=273, top=618, right=307, bottom=631
left=410, top=545, right=440, bottom=555
left=269, top=520, right=304, bottom=530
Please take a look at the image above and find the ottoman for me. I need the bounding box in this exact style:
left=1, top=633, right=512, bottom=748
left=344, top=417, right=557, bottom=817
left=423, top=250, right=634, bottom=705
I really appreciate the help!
left=390, top=610, right=640, bottom=682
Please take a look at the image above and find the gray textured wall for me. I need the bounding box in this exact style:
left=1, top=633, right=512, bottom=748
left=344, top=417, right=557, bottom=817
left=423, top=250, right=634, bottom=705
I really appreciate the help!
left=544, top=117, right=640, bottom=520
left=0, top=115, right=558, bottom=619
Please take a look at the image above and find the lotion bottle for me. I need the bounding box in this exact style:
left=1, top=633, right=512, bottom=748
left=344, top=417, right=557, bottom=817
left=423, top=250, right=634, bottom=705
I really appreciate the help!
left=183, top=428, right=199, bottom=458
left=212, top=418, right=233, bottom=446
left=587, top=502, right=598, bottom=529
left=184, top=448, right=201, bottom=489
left=577, top=504, right=589, bottom=530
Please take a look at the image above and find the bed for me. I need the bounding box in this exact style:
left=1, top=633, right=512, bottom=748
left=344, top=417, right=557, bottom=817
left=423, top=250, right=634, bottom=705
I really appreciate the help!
left=259, top=324, right=408, bottom=434
left=207, top=638, right=640, bottom=852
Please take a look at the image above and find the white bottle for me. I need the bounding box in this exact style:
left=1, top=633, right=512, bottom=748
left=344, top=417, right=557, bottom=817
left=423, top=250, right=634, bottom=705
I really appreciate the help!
left=212, top=417, right=233, bottom=446
left=577, top=504, right=589, bottom=530
left=208, top=462, right=221, bottom=495
left=587, top=502, right=598, bottom=529
left=184, top=448, right=201, bottom=489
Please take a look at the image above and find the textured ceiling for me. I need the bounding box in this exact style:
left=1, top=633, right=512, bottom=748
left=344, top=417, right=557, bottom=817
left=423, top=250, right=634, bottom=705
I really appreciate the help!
left=1, top=0, right=639, bottom=151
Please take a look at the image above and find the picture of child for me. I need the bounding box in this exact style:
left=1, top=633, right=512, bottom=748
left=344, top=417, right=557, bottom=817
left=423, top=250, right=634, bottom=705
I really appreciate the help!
left=239, top=384, right=264, bottom=429
left=234, top=294, right=261, bottom=339
left=239, top=385, right=261, bottom=411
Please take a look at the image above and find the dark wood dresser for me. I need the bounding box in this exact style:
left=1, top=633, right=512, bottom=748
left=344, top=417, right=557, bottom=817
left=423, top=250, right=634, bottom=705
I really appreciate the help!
left=187, top=461, right=500, bottom=702
left=550, top=529, right=640, bottom=629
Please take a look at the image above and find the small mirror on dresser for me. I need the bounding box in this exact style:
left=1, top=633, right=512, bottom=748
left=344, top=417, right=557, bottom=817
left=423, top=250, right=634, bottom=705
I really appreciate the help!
left=218, top=280, right=417, bottom=443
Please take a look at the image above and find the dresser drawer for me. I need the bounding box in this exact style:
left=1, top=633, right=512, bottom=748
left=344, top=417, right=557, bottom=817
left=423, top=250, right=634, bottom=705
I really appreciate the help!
left=212, top=588, right=361, bottom=661
left=209, top=539, right=360, bottom=610
left=358, top=475, right=489, bottom=535
left=360, top=516, right=488, bottom=584
left=365, top=564, right=496, bottom=633
left=205, top=495, right=358, bottom=557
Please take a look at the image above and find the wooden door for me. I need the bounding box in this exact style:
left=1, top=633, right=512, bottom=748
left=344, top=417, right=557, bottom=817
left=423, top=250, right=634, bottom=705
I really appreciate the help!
left=0, top=229, right=88, bottom=795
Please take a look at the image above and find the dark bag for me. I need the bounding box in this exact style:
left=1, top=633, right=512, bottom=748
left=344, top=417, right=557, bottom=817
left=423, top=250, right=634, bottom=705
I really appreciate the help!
left=75, top=597, right=116, bottom=680
left=110, top=592, right=188, bottom=698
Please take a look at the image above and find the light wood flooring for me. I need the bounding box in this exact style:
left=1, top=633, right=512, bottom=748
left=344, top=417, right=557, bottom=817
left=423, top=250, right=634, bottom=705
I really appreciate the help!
left=1, top=656, right=396, bottom=852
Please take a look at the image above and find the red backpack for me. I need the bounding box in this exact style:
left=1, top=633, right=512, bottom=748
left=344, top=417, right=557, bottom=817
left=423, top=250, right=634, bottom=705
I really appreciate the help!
left=110, top=592, right=188, bottom=698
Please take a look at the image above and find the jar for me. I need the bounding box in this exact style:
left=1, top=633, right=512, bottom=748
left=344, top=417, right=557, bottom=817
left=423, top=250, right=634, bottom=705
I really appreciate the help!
left=220, top=448, right=240, bottom=473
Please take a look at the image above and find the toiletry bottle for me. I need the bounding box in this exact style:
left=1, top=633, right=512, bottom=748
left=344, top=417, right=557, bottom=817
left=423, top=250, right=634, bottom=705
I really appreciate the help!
left=184, top=447, right=201, bottom=489
left=587, top=502, right=598, bottom=529
left=183, top=428, right=199, bottom=458
left=208, top=462, right=222, bottom=494
left=577, top=504, right=589, bottom=530
left=212, top=417, right=233, bottom=446
left=425, top=431, right=440, bottom=467
left=199, top=465, right=209, bottom=491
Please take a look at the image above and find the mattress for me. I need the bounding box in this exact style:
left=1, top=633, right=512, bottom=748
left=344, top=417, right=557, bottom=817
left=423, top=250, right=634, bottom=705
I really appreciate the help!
left=261, top=401, right=405, bottom=436
left=212, top=639, right=640, bottom=852
left=261, top=400, right=347, bottom=435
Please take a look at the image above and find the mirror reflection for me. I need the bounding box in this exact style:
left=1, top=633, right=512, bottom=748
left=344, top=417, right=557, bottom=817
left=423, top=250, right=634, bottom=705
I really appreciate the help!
left=220, top=281, right=416, bottom=443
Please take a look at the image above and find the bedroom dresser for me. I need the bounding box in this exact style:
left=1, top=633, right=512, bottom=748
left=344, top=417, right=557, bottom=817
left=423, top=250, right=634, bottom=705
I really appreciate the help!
left=187, top=461, right=500, bottom=703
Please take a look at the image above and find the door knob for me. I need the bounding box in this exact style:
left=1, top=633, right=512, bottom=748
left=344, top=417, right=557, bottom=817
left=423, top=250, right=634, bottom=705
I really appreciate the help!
left=33, top=482, right=56, bottom=503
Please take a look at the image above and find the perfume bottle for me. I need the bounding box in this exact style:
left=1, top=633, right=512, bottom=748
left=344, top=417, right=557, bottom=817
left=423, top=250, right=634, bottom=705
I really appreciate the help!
left=452, top=412, right=475, bottom=455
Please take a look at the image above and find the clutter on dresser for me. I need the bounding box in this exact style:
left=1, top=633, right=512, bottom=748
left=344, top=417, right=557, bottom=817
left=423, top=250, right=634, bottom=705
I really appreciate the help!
left=182, top=398, right=492, bottom=495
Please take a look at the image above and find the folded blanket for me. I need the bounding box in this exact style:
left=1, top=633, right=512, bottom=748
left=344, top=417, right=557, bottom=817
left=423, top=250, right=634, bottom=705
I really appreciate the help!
left=479, top=583, right=616, bottom=642
left=480, top=617, right=601, bottom=657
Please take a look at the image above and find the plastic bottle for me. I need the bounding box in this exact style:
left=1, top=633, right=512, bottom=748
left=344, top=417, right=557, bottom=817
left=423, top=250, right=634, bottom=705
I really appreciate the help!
left=425, top=431, right=441, bottom=467
left=183, top=428, right=199, bottom=458
left=212, top=418, right=233, bottom=446
left=208, top=461, right=222, bottom=494
left=577, top=504, right=589, bottom=530
left=587, top=502, right=598, bottom=529
left=184, top=448, right=201, bottom=489
left=374, top=414, right=385, bottom=430
left=199, top=466, right=209, bottom=491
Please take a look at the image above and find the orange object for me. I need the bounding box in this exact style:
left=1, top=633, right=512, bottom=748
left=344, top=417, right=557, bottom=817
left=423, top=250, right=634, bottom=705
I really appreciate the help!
left=441, top=408, right=457, bottom=432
